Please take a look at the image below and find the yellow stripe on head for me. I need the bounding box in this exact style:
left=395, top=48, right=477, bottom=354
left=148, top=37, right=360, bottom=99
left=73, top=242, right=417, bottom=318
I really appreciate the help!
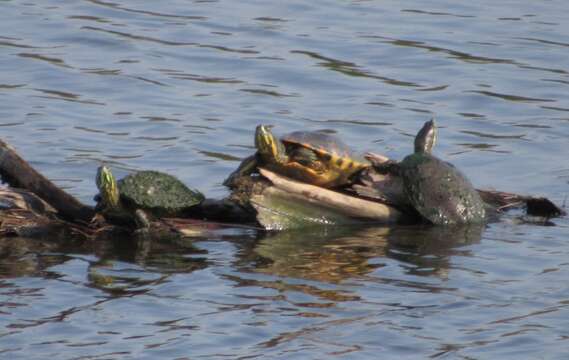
left=96, top=165, right=120, bottom=208
left=255, top=125, right=287, bottom=164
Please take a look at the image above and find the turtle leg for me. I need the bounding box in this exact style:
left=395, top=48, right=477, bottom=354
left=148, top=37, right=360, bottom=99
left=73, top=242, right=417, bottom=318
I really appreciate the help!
left=134, top=209, right=151, bottom=229
left=365, top=153, right=401, bottom=176
left=289, top=147, right=319, bottom=167
left=278, top=161, right=332, bottom=186
left=223, top=154, right=259, bottom=188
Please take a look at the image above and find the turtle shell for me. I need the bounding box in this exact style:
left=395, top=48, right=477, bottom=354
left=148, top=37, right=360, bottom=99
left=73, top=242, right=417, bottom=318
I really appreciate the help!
left=118, top=171, right=204, bottom=216
left=400, top=153, right=486, bottom=225
left=279, top=131, right=369, bottom=187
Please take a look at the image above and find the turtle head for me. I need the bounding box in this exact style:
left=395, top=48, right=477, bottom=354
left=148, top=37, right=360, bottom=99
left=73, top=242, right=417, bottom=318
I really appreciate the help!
left=96, top=165, right=120, bottom=209
left=414, top=118, right=437, bottom=154
left=255, top=125, right=288, bottom=164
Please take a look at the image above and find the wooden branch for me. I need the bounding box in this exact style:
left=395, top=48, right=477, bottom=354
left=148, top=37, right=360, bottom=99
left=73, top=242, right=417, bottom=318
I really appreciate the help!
left=0, top=139, right=94, bottom=223
left=259, top=168, right=402, bottom=222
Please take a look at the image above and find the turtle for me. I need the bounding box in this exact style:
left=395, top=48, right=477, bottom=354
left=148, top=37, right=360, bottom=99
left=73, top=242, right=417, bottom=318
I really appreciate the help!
left=224, top=125, right=370, bottom=188
left=95, top=165, right=205, bottom=228
left=371, top=119, right=486, bottom=225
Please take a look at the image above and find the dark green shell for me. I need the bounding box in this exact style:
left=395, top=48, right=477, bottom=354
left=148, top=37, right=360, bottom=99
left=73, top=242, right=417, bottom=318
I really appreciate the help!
left=400, top=153, right=486, bottom=225
left=118, top=171, right=204, bottom=216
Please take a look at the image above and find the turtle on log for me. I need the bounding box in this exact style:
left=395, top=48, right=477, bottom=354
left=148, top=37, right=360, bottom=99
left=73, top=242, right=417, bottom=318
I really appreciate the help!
left=371, top=119, right=486, bottom=226
left=224, top=125, right=370, bottom=188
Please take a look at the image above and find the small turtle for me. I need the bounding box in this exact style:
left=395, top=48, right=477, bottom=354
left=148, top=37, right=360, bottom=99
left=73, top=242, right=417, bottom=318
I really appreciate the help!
left=372, top=119, right=486, bottom=225
left=95, top=165, right=204, bottom=228
left=224, top=125, right=369, bottom=188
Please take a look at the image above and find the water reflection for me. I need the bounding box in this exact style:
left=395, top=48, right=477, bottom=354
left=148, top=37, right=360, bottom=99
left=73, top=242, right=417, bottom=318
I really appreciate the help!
left=237, top=224, right=483, bottom=283
left=0, top=233, right=208, bottom=280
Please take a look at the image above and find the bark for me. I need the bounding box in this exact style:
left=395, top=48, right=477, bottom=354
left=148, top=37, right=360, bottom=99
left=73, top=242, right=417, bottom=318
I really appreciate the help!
left=0, top=140, right=95, bottom=223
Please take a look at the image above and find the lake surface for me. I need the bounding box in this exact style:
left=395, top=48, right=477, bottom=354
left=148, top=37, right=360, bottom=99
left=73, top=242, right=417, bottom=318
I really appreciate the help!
left=1, top=0, right=569, bottom=358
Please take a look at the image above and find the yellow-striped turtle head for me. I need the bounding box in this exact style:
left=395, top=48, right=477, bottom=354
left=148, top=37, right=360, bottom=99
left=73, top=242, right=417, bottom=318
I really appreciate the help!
left=96, top=165, right=120, bottom=209
left=255, top=125, right=288, bottom=164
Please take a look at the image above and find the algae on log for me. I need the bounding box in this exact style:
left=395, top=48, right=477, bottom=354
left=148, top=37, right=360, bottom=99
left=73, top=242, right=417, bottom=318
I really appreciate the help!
left=250, top=169, right=404, bottom=230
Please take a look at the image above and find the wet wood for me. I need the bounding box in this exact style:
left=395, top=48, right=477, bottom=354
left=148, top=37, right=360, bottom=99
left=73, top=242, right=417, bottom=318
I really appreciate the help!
left=259, top=168, right=403, bottom=222
left=0, top=140, right=95, bottom=223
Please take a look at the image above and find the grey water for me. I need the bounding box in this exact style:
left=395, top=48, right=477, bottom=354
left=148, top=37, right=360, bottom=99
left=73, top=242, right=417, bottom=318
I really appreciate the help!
left=1, top=0, right=569, bottom=358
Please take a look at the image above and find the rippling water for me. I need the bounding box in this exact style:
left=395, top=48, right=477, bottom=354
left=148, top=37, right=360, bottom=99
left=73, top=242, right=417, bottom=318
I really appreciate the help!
left=1, top=0, right=569, bottom=358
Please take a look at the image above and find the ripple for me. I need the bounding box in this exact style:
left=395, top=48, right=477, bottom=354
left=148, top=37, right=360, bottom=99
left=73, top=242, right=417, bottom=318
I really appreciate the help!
left=516, top=37, right=569, bottom=48
left=18, top=53, right=71, bottom=68
left=87, top=0, right=206, bottom=20
left=291, top=50, right=421, bottom=87
left=81, top=26, right=195, bottom=46
left=374, top=37, right=516, bottom=65
left=466, top=90, right=556, bottom=103
left=460, top=130, right=526, bottom=140
left=239, top=88, right=299, bottom=97
left=401, top=9, right=476, bottom=18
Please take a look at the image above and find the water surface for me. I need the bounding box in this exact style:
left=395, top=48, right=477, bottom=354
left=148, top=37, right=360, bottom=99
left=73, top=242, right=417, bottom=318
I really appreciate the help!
left=1, top=0, right=569, bottom=358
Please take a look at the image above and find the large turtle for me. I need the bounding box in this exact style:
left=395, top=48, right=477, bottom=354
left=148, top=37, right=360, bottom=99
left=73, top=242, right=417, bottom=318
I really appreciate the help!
left=224, top=125, right=369, bottom=188
left=372, top=119, right=486, bottom=225
left=95, top=165, right=204, bottom=228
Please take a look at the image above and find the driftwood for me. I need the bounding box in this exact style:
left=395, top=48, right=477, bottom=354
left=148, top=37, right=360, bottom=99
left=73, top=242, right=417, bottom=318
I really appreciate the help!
left=0, top=139, right=94, bottom=223
left=259, top=168, right=402, bottom=222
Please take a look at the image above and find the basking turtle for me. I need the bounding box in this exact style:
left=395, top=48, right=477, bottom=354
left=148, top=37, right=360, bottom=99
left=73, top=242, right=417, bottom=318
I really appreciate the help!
left=224, top=125, right=369, bottom=188
left=95, top=165, right=204, bottom=228
left=372, top=119, right=486, bottom=225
